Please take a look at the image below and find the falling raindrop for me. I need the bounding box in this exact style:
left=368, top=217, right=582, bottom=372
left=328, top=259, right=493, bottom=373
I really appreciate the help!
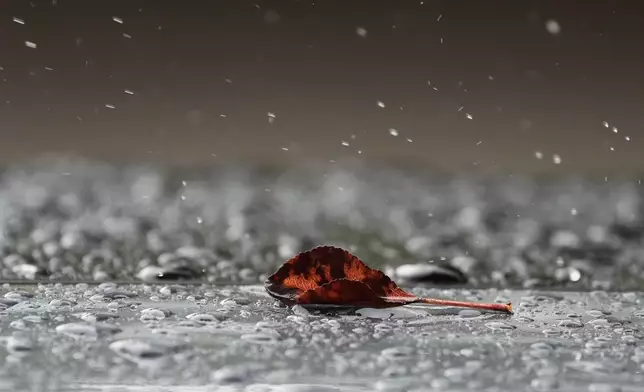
left=13, top=17, right=25, bottom=25
left=356, top=27, right=368, bottom=37
left=545, top=19, right=561, bottom=35
left=553, top=154, right=562, bottom=164
left=612, top=126, right=618, bottom=133
left=105, top=104, right=115, bottom=109
left=535, top=151, right=543, bottom=159
left=377, top=101, right=385, bottom=108
left=465, top=113, right=473, bottom=120
left=25, top=41, right=37, bottom=49
left=112, top=16, right=124, bottom=24
left=124, top=89, right=134, bottom=95
left=341, top=141, right=349, bottom=147
left=389, top=129, right=399, bottom=137
left=602, top=121, right=609, bottom=128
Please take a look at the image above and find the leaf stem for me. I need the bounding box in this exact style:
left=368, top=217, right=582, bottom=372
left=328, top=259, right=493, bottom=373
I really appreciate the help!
left=419, top=297, right=513, bottom=314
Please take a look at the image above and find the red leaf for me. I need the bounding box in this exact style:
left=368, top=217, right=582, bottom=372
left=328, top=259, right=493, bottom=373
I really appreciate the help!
left=265, top=246, right=512, bottom=314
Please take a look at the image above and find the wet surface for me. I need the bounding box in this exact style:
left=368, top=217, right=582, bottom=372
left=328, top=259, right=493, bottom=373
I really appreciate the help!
left=2, top=160, right=644, bottom=390
left=2, top=159, right=644, bottom=291
left=1, top=283, right=643, bottom=391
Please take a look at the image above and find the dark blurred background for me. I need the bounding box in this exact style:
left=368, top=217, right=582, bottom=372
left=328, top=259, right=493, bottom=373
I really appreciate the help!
left=1, top=0, right=642, bottom=175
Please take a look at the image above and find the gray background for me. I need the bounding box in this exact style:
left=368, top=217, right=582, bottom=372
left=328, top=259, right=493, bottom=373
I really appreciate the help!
left=1, top=0, right=642, bottom=174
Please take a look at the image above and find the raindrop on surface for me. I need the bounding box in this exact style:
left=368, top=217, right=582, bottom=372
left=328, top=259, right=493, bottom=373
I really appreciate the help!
left=485, top=321, right=516, bottom=331
left=458, top=309, right=481, bottom=318
left=141, top=308, right=167, bottom=321
left=380, top=346, right=414, bottom=361
left=55, top=323, right=98, bottom=340
left=558, top=319, right=584, bottom=328
left=186, top=313, right=218, bottom=325
left=109, top=339, right=183, bottom=363
left=586, top=310, right=608, bottom=318
left=531, top=377, right=559, bottom=391
left=241, top=333, right=281, bottom=345
left=588, top=384, right=622, bottom=392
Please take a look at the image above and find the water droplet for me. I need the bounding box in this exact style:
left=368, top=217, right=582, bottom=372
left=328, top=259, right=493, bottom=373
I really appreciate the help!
left=458, top=309, right=481, bottom=318
left=558, top=319, right=584, bottom=328
left=13, top=17, right=25, bottom=25
left=356, top=27, right=368, bottom=37
left=25, top=41, right=37, bottom=49
left=341, top=141, right=349, bottom=147
left=389, top=129, right=399, bottom=136
left=569, top=267, right=581, bottom=282
left=485, top=321, right=516, bottom=331
left=112, top=16, right=124, bottom=24
left=241, top=332, right=281, bottom=345
left=553, top=154, right=562, bottom=164
left=588, top=384, right=622, bottom=392
left=377, top=101, right=385, bottom=108
left=545, top=19, right=561, bottom=35
left=55, top=323, right=98, bottom=340
left=535, top=151, right=543, bottom=159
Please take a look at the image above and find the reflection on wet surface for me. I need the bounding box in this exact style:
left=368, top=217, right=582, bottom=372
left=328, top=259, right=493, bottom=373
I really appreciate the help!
left=1, top=283, right=643, bottom=391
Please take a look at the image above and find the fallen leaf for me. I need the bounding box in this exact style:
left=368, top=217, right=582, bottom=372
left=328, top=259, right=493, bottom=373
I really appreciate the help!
left=265, top=246, right=512, bottom=313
